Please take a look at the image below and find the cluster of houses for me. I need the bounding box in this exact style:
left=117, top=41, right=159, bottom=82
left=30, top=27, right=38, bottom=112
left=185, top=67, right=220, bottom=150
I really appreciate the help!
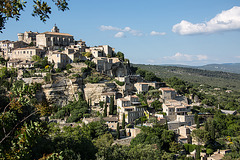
left=0, top=25, right=124, bottom=77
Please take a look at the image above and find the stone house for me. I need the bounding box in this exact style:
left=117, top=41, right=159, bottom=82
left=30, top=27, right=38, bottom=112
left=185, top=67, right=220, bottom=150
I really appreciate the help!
left=48, top=51, right=69, bottom=69
left=7, top=59, right=36, bottom=68
left=162, top=99, right=191, bottom=121
left=100, top=92, right=116, bottom=103
left=160, top=87, right=177, bottom=100
left=134, top=82, right=149, bottom=94
left=86, top=45, right=114, bottom=58
left=177, top=126, right=191, bottom=144
left=146, top=82, right=166, bottom=89
left=117, top=95, right=144, bottom=123
left=0, top=40, right=27, bottom=59
left=12, top=47, right=44, bottom=60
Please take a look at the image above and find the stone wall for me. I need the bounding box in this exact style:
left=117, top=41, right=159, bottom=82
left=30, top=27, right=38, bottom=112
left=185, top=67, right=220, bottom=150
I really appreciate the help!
left=84, top=82, right=116, bottom=106
left=38, top=74, right=83, bottom=107
left=22, top=77, right=45, bottom=84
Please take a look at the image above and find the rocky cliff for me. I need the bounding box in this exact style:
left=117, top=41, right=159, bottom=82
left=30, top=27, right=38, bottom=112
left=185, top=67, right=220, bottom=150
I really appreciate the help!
left=36, top=73, right=83, bottom=107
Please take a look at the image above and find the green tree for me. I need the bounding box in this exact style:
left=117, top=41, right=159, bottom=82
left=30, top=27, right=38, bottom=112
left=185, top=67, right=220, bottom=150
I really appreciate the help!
left=94, top=133, right=114, bottom=159
left=122, top=113, right=125, bottom=129
left=192, top=129, right=210, bottom=145
left=116, top=51, right=124, bottom=61
left=109, top=95, right=114, bottom=115
left=116, top=122, right=120, bottom=139
left=196, top=145, right=201, bottom=160
left=0, top=0, right=69, bottom=32
left=103, top=101, right=107, bottom=117
left=151, top=100, right=162, bottom=110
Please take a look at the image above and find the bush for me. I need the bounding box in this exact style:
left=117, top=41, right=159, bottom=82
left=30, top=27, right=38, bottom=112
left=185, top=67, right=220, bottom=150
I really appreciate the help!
left=206, top=148, right=214, bottom=155
left=72, top=74, right=80, bottom=78
left=184, top=144, right=197, bottom=153
left=55, top=68, right=62, bottom=73
left=85, top=60, right=96, bottom=69
left=66, top=64, right=73, bottom=70
left=43, top=73, right=51, bottom=83
left=81, top=67, right=91, bottom=73
left=113, top=79, right=125, bottom=86
left=55, top=110, right=65, bottom=119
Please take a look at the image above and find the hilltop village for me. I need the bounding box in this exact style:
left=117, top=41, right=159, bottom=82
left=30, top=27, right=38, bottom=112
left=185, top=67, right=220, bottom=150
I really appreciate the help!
left=0, top=26, right=238, bottom=159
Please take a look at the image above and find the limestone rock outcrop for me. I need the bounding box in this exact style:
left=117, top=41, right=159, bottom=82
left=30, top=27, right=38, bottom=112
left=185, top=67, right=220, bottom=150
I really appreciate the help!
left=37, top=73, right=83, bottom=107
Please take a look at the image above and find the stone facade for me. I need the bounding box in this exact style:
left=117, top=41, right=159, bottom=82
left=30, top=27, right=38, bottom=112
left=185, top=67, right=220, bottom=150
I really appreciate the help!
left=36, top=26, right=74, bottom=50
left=48, top=51, right=69, bottom=69
left=17, top=31, right=39, bottom=44
left=0, top=40, right=27, bottom=59
left=160, top=87, right=177, bottom=100
left=12, top=47, right=44, bottom=60
left=86, top=45, right=114, bottom=58
left=117, top=96, right=144, bottom=123
left=134, top=82, right=149, bottom=94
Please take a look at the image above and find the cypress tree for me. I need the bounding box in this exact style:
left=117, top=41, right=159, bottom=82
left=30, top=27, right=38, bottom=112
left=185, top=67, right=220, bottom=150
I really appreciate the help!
left=104, top=101, right=107, bottom=117
left=122, top=113, right=125, bottom=129
left=210, top=120, right=215, bottom=140
left=109, top=95, right=114, bottom=115
left=195, top=145, right=201, bottom=160
left=194, top=112, right=198, bottom=124
left=117, top=122, right=120, bottom=139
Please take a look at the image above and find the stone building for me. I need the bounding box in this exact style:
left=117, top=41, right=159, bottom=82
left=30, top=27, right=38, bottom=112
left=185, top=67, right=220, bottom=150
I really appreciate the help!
left=0, top=40, right=27, bottom=59
left=36, top=25, right=74, bottom=50
left=177, top=126, right=191, bottom=144
left=160, top=87, right=177, bottom=100
left=85, top=45, right=114, bottom=58
left=12, top=47, right=44, bottom=60
left=134, top=82, right=149, bottom=94
left=117, top=95, right=144, bottom=123
left=48, top=51, right=69, bottom=69
left=162, top=99, right=191, bottom=121
left=17, top=31, right=39, bottom=45
left=7, top=59, right=36, bottom=68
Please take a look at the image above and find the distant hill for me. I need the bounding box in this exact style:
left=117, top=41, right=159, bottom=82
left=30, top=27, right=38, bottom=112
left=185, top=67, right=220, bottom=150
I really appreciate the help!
left=163, top=63, right=240, bottom=74
left=195, top=63, right=240, bottom=74
left=132, top=64, right=240, bottom=91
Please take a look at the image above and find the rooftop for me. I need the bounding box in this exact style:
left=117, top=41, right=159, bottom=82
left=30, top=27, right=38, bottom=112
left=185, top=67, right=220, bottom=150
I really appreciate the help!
left=39, top=32, right=73, bottom=37
left=160, top=87, right=176, bottom=91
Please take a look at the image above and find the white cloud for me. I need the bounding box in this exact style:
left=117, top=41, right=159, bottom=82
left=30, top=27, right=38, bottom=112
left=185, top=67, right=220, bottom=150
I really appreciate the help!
left=99, top=25, right=121, bottom=31
left=129, top=30, right=143, bottom=36
left=114, top=32, right=125, bottom=38
left=164, top=52, right=208, bottom=61
left=172, top=6, right=240, bottom=35
left=123, top=27, right=131, bottom=32
left=236, top=56, right=240, bottom=58
left=100, top=25, right=143, bottom=37
left=150, top=31, right=166, bottom=36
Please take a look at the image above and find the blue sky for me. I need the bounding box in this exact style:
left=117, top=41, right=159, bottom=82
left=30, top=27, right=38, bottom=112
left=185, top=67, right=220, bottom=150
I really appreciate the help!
left=1, top=0, right=240, bottom=66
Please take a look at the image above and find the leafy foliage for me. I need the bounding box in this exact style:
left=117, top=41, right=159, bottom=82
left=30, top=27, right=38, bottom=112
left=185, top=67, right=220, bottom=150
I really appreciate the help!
left=53, top=92, right=89, bottom=122
left=0, top=0, right=69, bottom=32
